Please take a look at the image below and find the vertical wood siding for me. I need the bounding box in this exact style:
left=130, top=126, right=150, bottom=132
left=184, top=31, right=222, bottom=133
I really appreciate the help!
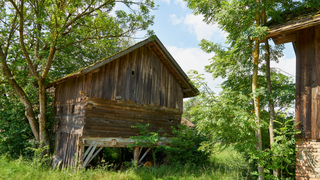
left=55, top=132, right=80, bottom=167
left=296, top=25, right=320, bottom=139
left=94, top=46, right=182, bottom=110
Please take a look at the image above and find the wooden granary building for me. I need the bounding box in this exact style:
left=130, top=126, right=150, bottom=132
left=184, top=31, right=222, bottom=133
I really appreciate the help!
left=48, top=36, right=198, bottom=168
left=267, top=9, right=320, bottom=179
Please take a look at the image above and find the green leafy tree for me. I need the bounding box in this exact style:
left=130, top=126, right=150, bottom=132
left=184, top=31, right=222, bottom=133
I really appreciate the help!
left=0, top=0, right=155, bottom=149
left=186, top=69, right=296, bottom=178
left=185, top=0, right=318, bottom=178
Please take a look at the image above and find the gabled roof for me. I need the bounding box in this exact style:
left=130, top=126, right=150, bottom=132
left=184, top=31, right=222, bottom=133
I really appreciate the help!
left=47, top=35, right=198, bottom=98
left=267, top=8, right=320, bottom=37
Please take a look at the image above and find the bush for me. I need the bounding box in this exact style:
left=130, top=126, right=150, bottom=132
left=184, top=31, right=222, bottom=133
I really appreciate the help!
left=162, top=125, right=211, bottom=165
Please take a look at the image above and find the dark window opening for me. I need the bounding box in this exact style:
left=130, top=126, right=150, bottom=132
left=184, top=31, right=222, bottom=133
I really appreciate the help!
left=60, top=106, right=63, bottom=115
left=132, top=71, right=134, bottom=75
left=168, top=119, right=173, bottom=123
left=72, top=105, right=75, bottom=114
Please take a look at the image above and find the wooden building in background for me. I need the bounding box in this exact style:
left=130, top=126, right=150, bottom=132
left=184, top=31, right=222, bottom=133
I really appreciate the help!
left=267, top=9, right=320, bottom=179
left=47, top=36, right=198, bottom=168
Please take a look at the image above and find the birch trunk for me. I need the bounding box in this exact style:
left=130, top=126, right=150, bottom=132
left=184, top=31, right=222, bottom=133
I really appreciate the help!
left=253, top=1, right=264, bottom=178
left=0, top=47, right=40, bottom=141
left=265, top=39, right=279, bottom=177
left=39, top=78, right=50, bottom=147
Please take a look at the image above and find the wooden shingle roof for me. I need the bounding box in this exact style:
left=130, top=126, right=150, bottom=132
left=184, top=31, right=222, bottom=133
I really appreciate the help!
left=47, top=36, right=199, bottom=98
left=267, top=8, right=320, bottom=35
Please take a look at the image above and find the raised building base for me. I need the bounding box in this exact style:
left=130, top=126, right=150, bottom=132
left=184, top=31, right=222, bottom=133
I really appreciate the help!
left=296, top=139, right=320, bottom=179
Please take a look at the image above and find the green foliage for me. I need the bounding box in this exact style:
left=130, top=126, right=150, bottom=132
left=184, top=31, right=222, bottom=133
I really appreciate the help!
left=162, top=125, right=211, bottom=165
left=185, top=70, right=297, bottom=178
left=0, top=154, right=246, bottom=180
left=263, top=118, right=300, bottom=179
left=0, top=85, right=34, bottom=158
left=129, top=123, right=164, bottom=149
left=129, top=123, right=168, bottom=164
left=1, top=0, right=156, bottom=147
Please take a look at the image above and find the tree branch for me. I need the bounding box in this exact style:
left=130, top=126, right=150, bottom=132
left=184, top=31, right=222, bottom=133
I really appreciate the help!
left=18, top=0, right=40, bottom=80
left=8, top=0, right=21, bottom=14
left=5, top=13, right=18, bottom=58
left=0, top=81, right=9, bottom=85
left=56, top=33, right=131, bottom=51
left=62, top=0, right=112, bottom=31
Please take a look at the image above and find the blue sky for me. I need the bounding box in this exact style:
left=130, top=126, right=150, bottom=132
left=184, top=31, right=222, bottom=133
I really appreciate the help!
left=138, top=1, right=296, bottom=93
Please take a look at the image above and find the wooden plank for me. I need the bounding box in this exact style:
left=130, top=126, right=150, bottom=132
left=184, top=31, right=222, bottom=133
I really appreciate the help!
left=299, top=27, right=314, bottom=138
left=82, top=141, right=97, bottom=161
left=315, top=25, right=320, bottom=139
left=139, top=47, right=146, bottom=104
left=139, top=148, right=151, bottom=164
left=154, top=54, right=160, bottom=105
left=117, top=58, right=123, bottom=101
left=91, top=72, right=99, bottom=98
left=83, top=130, right=138, bottom=138
left=85, top=110, right=181, bottom=125
left=271, top=33, right=297, bottom=45
left=125, top=53, right=132, bottom=101
left=312, top=27, right=318, bottom=139
left=88, top=147, right=103, bottom=164
left=129, top=49, right=138, bottom=102
left=82, top=141, right=98, bottom=168
left=84, top=124, right=173, bottom=134
left=79, top=137, right=172, bottom=147
left=86, top=73, right=93, bottom=98
left=97, top=65, right=106, bottom=99
left=85, top=99, right=182, bottom=115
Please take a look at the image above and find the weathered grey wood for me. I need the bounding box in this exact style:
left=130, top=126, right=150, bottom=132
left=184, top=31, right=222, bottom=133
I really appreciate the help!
left=315, top=25, right=320, bottom=139
left=82, top=141, right=98, bottom=168
left=51, top=37, right=200, bottom=168
left=88, top=147, right=103, bottom=165
left=82, top=141, right=97, bottom=161
left=138, top=148, right=151, bottom=164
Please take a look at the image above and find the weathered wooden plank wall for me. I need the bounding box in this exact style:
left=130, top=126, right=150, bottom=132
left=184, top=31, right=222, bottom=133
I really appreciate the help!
left=86, top=46, right=183, bottom=110
left=54, top=45, right=183, bottom=112
left=82, top=98, right=181, bottom=138
left=52, top=42, right=186, bottom=167
left=55, top=131, right=80, bottom=167
left=296, top=25, right=320, bottom=139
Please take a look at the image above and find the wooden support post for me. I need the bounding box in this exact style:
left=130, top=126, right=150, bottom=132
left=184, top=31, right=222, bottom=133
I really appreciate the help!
left=88, top=147, right=103, bottom=164
left=138, top=148, right=151, bottom=164
left=133, top=147, right=141, bottom=162
left=82, top=141, right=97, bottom=161
left=82, top=142, right=98, bottom=168
left=78, top=145, right=84, bottom=165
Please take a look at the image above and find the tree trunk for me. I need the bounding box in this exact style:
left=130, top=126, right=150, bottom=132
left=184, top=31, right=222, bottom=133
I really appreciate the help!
left=0, top=48, right=40, bottom=141
left=253, top=0, right=264, bottom=178
left=39, top=78, right=50, bottom=147
left=265, top=40, right=279, bottom=177
left=253, top=40, right=264, bottom=180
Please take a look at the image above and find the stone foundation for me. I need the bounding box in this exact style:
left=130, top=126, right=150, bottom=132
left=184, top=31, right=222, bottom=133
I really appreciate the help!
left=296, top=139, right=320, bottom=179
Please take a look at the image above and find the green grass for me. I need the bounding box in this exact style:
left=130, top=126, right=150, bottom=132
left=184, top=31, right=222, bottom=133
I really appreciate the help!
left=0, top=147, right=248, bottom=180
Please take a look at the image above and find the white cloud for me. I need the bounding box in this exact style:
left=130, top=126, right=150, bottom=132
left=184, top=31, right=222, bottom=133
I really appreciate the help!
left=271, top=56, right=296, bottom=81
left=169, top=14, right=183, bottom=25
left=160, top=0, right=170, bottom=5
left=173, top=0, right=187, bottom=8
left=184, top=14, right=221, bottom=41
left=173, top=13, right=221, bottom=42
left=166, top=45, right=223, bottom=93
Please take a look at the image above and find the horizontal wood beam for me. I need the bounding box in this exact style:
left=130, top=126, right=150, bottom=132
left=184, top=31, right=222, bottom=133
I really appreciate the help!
left=79, top=137, right=171, bottom=147
left=271, top=33, right=297, bottom=45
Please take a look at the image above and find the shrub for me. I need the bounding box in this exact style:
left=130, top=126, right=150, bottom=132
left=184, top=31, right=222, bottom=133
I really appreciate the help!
left=162, top=125, right=211, bottom=165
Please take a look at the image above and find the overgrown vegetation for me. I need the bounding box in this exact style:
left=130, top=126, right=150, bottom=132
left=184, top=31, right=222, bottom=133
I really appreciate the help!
left=0, top=146, right=248, bottom=180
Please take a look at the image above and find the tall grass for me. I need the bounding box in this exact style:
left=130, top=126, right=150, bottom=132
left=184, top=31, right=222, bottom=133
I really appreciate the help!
left=0, top=147, right=248, bottom=180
